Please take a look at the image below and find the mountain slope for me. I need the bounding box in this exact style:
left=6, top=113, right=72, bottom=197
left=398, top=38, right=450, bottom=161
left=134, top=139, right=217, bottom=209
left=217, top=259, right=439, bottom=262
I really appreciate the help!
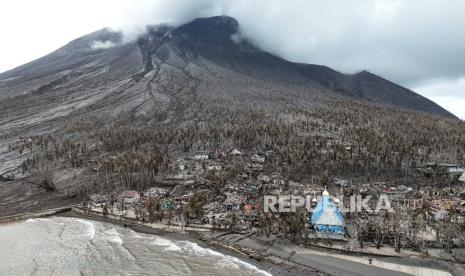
left=0, top=16, right=455, bottom=121
left=1, top=16, right=464, bottom=217
left=167, top=16, right=454, bottom=118
left=0, top=15, right=458, bottom=178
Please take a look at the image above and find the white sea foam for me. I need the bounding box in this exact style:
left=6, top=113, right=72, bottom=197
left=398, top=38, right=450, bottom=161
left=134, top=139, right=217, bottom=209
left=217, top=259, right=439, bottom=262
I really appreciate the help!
left=129, top=230, right=143, bottom=239
left=103, top=228, right=123, bottom=244
left=2, top=217, right=273, bottom=276
left=151, top=238, right=271, bottom=274
left=150, top=237, right=182, bottom=252
left=216, top=258, right=240, bottom=270
left=75, top=219, right=96, bottom=240
left=222, top=255, right=273, bottom=276
left=180, top=241, right=272, bottom=276
left=181, top=241, right=224, bottom=257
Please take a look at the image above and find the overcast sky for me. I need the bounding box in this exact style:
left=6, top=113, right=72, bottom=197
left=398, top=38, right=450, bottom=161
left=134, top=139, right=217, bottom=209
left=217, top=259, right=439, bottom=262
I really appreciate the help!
left=1, top=0, right=464, bottom=119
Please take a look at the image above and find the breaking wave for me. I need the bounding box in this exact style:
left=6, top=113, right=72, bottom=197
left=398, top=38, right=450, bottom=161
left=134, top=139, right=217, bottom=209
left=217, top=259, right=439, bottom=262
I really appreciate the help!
left=103, top=228, right=123, bottom=244
left=151, top=236, right=182, bottom=251
left=173, top=241, right=272, bottom=275
left=0, top=217, right=271, bottom=276
left=76, top=219, right=96, bottom=240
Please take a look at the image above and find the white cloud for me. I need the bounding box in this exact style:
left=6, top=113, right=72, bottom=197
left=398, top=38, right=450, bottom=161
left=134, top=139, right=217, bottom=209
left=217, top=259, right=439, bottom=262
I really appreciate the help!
left=425, top=96, right=465, bottom=120
left=2, top=0, right=465, bottom=83
left=0, top=0, right=120, bottom=73
left=413, top=77, right=465, bottom=119
left=413, top=77, right=465, bottom=98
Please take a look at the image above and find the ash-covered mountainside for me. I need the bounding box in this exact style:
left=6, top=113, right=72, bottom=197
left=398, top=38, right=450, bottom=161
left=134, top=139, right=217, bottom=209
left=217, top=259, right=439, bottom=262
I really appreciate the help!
left=1, top=16, right=464, bottom=216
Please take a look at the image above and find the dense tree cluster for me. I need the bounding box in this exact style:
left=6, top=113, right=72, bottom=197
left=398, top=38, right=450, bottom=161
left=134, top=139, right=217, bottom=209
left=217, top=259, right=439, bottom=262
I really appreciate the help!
left=12, top=92, right=464, bottom=194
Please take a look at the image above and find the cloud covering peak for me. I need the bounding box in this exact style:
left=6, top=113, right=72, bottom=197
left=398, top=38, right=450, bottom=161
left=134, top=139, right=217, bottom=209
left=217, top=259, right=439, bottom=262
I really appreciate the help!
left=108, top=0, right=465, bottom=87
left=1, top=0, right=465, bottom=118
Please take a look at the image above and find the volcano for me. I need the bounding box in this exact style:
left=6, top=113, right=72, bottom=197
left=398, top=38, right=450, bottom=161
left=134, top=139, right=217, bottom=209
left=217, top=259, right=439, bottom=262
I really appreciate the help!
left=0, top=16, right=462, bottom=215
left=0, top=16, right=455, bottom=136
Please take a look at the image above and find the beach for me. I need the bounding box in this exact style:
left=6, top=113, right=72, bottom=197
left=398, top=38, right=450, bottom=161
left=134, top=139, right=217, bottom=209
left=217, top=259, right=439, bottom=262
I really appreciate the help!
left=57, top=210, right=462, bottom=276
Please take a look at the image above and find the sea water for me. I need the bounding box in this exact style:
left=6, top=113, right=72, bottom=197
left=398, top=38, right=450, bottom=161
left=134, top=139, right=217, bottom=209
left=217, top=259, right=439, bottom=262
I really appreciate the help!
left=0, top=217, right=271, bottom=276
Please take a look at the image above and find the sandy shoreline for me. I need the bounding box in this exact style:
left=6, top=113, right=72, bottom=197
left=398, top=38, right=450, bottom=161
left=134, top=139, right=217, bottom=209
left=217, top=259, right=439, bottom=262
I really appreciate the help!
left=1, top=206, right=462, bottom=276
left=54, top=210, right=464, bottom=276
left=57, top=211, right=321, bottom=276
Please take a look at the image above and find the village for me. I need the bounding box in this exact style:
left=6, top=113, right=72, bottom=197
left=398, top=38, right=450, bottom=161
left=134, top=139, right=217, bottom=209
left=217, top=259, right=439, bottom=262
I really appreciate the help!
left=82, top=147, right=465, bottom=260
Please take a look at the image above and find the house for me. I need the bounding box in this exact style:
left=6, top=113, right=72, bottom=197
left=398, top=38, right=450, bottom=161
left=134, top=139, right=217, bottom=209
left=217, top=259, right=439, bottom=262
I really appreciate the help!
left=421, top=163, right=464, bottom=178
left=251, top=154, right=265, bottom=163
left=263, top=183, right=282, bottom=194
left=359, top=183, right=373, bottom=195
left=178, top=162, right=186, bottom=171
left=247, top=163, right=263, bottom=171
left=383, top=185, right=412, bottom=194
left=230, top=149, right=242, bottom=156
left=223, top=195, right=245, bottom=211
left=218, top=150, right=227, bottom=159
left=243, top=203, right=259, bottom=214
left=194, top=152, right=209, bottom=160
left=459, top=172, right=465, bottom=183
left=90, top=194, right=107, bottom=207
left=165, top=173, right=188, bottom=180
left=258, top=174, right=271, bottom=183
left=245, top=185, right=259, bottom=194
left=175, top=193, right=193, bottom=203
left=288, top=181, right=302, bottom=192
left=311, top=197, right=318, bottom=208
left=145, top=187, right=169, bottom=198
left=120, top=191, right=141, bottom=204
left=271, top=173, right=285, bottom=185
left=207, top=164, right=222, bottom=171
left=434, top=209, right=448, bottom=221
left=446, top=164, right=465, bottom=174
left=202, top=201, right=221, bottom=213
left=237, top=172, right=248, bottom=180
left=163, top=199, right=176, bottom=209
left=224, top=184, right=238, bottom=193
left=335, top=179, right=353, bottom=187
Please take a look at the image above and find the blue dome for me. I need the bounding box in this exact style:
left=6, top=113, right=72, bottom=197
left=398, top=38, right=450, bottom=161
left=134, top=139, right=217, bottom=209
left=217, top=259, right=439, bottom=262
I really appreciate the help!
left=311, top=194, right=345, bottom=234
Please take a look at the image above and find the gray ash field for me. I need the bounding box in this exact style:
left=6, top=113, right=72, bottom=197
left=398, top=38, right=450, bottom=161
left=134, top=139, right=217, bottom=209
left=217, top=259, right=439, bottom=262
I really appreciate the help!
left=0, top=16, right=463, bottom=230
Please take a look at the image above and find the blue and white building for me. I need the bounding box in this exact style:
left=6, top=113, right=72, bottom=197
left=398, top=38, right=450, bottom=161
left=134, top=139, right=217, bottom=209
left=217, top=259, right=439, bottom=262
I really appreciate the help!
left=311, top=188, right=346, bottom=234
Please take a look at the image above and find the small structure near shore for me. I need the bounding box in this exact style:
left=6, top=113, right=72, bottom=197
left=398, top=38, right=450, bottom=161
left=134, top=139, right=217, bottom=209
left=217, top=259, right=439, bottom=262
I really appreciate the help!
left=120, top=191, right=141, bottom=204
left=459, top=171, right=465, bottom=183
left=311, top=188, right=345, bottom=234
left=420, top=162, right=464, bottom=178
left=90, top=194, right=107, bottom=207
